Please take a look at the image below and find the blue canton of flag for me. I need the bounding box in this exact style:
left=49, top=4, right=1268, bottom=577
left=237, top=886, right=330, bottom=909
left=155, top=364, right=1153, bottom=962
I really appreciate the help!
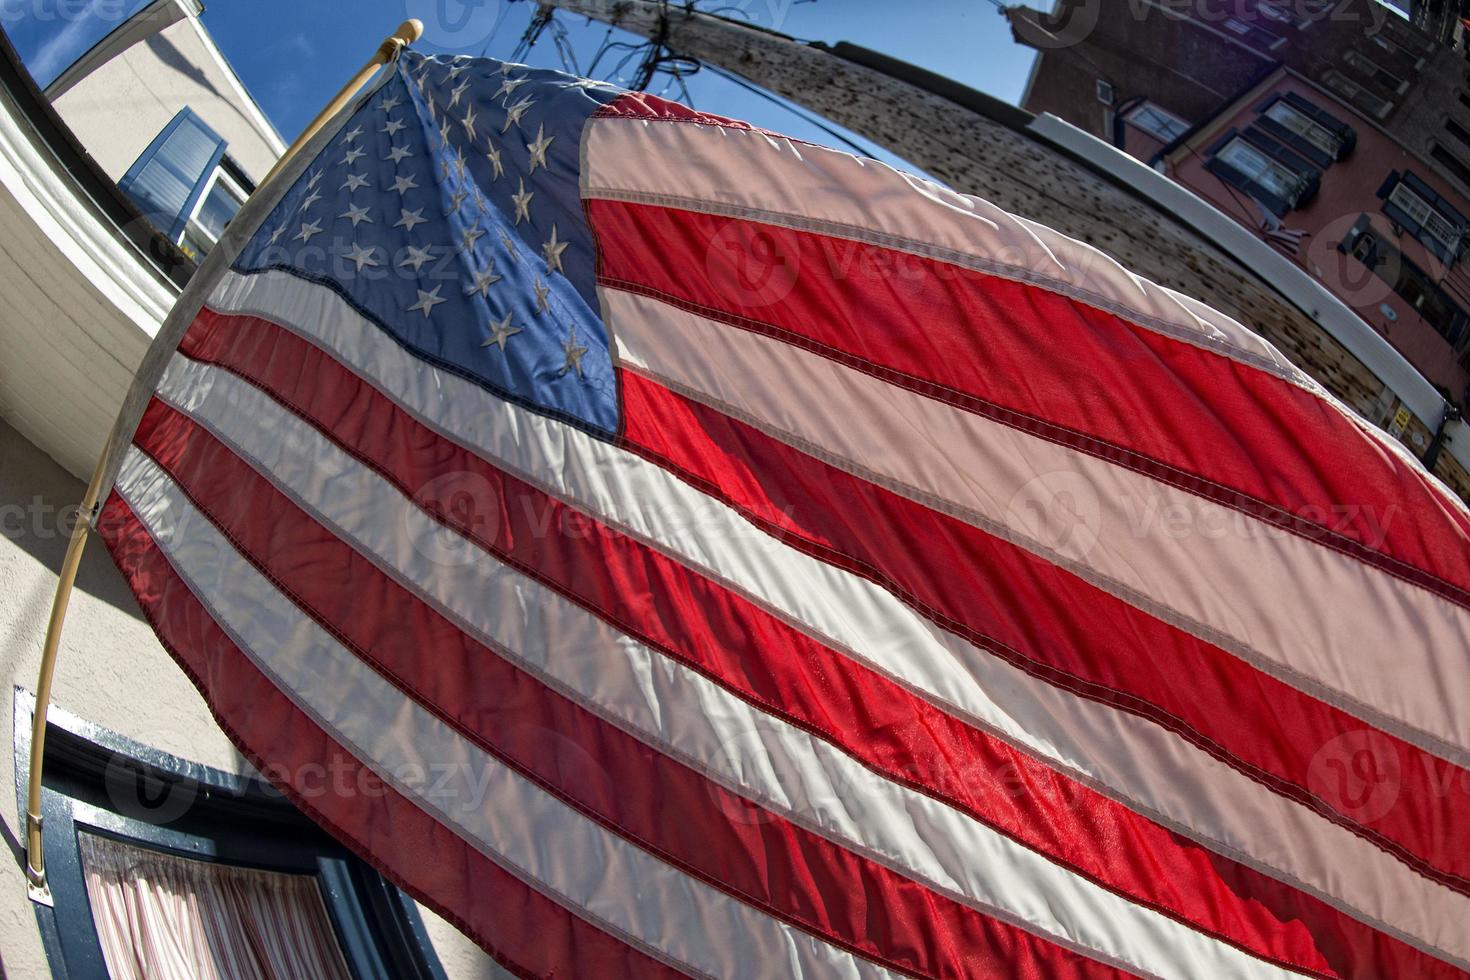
left=233, top=52, right=623, bottom=435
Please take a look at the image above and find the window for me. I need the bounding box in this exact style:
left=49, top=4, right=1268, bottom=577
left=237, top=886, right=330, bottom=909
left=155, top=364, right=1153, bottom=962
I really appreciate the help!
left=1381, top=14, right=1436, bottom=55
left=1433, top=142, right=1470, bottom=189
left=1124, top=102, right=1189, bottom=142
left=180, top=166, right=247, bottom=260
left=1219, top=138, right=1304, bottom=201
left=1341, top=217, right=1470, bottom=347
left=1206, top=133, right=1319, bottom=215
left=118, top=107, right=246, bottom=258
left=18, top=693, right=448, bottom=980
left=1096, top=79, right=1115, bottom=105
left=1343, top=50, right=1408, bottom=94
left=1222, top=17, right=1282, bottom=49
left=1257, top=94, right=1355, bottom=163
left=1369, top=30, right=1426, bottom=68
left=1381, top=174, right=1465, bottom=261
left=81, top=835, right=354, bottom=979
left=1323, top=71, right=1393, bottom=119
left=1448, top=117, right=1470, bottom=152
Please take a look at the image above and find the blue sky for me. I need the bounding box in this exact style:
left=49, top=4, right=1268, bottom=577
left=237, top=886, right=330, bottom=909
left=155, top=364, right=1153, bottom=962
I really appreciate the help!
left=4, top=0, right=1037, bottom=173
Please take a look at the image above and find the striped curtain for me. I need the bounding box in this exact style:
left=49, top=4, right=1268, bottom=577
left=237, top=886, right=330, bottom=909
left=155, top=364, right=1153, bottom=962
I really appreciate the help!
left=78, top=833, right=353, bottom=980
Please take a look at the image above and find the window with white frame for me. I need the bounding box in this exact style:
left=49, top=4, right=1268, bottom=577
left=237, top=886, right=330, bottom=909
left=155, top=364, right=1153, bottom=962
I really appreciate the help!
left=1388, top=182, right=1460, bottom=257
left=180, top=165, right=246, bottom=260
left=1262, top=100, right=1344, bottom=158
left=118, top=107, right=250, bottom=263
left=1380, top=171, right=1468, bottom=263
left=1215, top=137, right=1307, bottom=203
left=1124, top=102, right=1189, bottom=142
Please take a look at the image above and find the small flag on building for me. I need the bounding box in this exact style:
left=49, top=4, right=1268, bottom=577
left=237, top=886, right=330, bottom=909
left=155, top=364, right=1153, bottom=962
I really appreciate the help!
left=97, top=50, right=1470, bottom=978
left=1251, top=195, right=1309, bottom=255
left=1264, top=223, right=1308, bottom=254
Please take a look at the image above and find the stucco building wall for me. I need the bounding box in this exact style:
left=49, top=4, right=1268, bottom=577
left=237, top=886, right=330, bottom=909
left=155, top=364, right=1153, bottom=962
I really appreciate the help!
left=50, top=15, right=284, bottom=184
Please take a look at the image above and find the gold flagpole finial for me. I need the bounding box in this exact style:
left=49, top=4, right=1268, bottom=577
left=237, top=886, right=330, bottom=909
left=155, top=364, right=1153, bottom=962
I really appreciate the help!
left=379, top=19, right=425, bottom=61
left=259, top=18, right=425, bottom=189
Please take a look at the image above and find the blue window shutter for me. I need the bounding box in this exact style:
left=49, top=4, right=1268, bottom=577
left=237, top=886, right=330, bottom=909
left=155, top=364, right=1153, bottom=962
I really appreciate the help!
left=118, top=108, right=228, bottom=243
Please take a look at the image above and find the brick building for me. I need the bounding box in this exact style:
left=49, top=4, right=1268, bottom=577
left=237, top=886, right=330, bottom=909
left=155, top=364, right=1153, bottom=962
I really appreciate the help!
left=1013, top=0, right=1470, bottom=402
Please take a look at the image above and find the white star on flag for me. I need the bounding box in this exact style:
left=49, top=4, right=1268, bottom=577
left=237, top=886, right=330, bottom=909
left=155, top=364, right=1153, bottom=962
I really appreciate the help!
left=560, top=327, right=588, bottom=377
left=344, top=242, right=380, bottom=272
left=512, top=179, right=534, bottom=225
left=394, top=208, right=427, bottom=232
left=408, top=285, right=447, bottom=318
left=399, top=245, right=434, bottom=272
left=496, top=76, right=528, bottom=99
left=482, top=311, right=522, bottom=351
left=460, top=224, right=486, bottom=253
left=527, top=124, right=554, bottom=173
left=340, top=204, right=374, bottom=227
left=294, top=219, right=323, bottom=243
left=542, top=224, right=569, bottom=274
left=503, top=96, right=535, bottom=132
left=466, top=263, right=503, bottom=298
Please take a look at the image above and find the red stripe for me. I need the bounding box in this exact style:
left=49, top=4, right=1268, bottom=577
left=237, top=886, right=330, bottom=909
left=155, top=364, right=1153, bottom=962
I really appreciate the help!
left=177, top=305, right=1467, bottom=979
left=616, top=366, right=1470, bottom=896
left=132, top=394, right=1134, bottom=980
left=95, top=493, right=680, bottom=980
left=586, top=197, right=1470, bottom=614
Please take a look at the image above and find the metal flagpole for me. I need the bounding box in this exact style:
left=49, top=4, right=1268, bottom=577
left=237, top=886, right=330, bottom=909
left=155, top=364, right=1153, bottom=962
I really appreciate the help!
left=22, top=17, right=424, bottom=906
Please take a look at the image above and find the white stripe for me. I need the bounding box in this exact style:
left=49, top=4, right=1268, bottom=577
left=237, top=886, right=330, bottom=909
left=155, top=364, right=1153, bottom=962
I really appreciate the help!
left=603, top=286, right=1470, bottom=764
left=203, top=268, right=1470, bottom=968
left=116, top=447, right=900, bottom=980
left=581, top=112, right=1307, bottom=387
left=154, top=351, right=1297, bottom=980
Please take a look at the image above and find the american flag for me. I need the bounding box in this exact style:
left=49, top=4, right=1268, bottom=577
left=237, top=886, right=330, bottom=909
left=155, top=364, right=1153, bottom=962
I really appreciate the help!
left=98, top=51, right=1470, bottom=978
